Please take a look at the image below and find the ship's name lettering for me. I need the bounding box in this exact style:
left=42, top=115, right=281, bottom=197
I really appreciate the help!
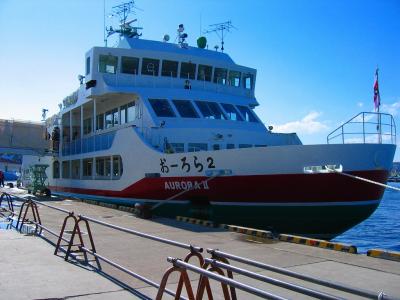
left=164, top=180, right=209, bottom=190
left=160, top=156, right=216, bottom=173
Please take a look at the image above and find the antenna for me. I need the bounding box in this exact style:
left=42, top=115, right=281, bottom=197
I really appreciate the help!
left=106, top=1, right=143, bottom=40
left=204, top=20, right=236, bottom=52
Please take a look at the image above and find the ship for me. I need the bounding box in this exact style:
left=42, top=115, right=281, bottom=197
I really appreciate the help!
left=44, top=3, right=396, bottom=239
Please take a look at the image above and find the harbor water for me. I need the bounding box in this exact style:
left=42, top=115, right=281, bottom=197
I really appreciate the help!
left=333, top=182, right=400, bottom=253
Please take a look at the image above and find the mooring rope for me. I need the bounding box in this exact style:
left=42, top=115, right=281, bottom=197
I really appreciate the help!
left=325, top=167, right=400, bottom=192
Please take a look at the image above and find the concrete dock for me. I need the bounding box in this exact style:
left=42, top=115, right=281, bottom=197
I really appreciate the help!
left=1, top=187, right=400, bottom=299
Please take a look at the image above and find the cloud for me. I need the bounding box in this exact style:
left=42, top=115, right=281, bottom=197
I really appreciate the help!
left=273, top=112, right=328, bottom=134
left=381, top=101, right=400, bottom=116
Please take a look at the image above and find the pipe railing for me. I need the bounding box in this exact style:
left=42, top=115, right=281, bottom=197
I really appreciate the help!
left=167, top=257, right=288, bottom=300
left=207, top=249, right=384, bottom=299
left=204, top=258, right=343, bottom=300
left=327, top=112, right=396, bottom=145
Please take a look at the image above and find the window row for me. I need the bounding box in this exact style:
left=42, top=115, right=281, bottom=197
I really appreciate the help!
left=53, top=156, right=123, bottom=180
left=149, top=99, right=259, bottom=122
left=95, top=102, right=135, bottom=131
left=97, top=54, right=254, bottom=89
left=166, top=142, right=267, bottom=153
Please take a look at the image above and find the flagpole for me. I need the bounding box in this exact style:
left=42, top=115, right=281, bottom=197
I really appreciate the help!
left=375, top=68, right=382, bottom=144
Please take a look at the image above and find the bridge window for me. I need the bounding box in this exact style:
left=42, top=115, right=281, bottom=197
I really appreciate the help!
left=243, top=73, right=254, bottom=89
left=53, top=161, right=60, bottom=179
left=180, top=62, right=196, bottom=79
left=213, top=68, right=227, bottom=85
left=172, top=100, right=199, bottom=118
left=149, top=99, right=176, bottom=117
left=221, top=103, right=243, bottom=121
left=197, top=64, right=212, bottom=82
left=195, top=101, right=226, bottom=120
left=83, top=158, right=93, bottom=178
left=188, top=143, right=208, bottom=152
left=121, top=56, right=139, bottom=74
left=229, top=71, right=241, bottom=87
left=99, top=55, right=118, bottom=74
left=237, top=105, right=258, bottom=122
left=86, top=57, right=90, bottom=75
left=142, top=58, right=159, bottom=76
left=161, top=60, right=178, bottom=77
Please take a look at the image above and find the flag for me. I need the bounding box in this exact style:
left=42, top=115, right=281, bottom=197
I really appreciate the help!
left=374, top=69, right=380, bottom=111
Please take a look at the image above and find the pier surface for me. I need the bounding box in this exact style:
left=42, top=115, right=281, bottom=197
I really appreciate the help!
left=1, top=189, right=400, bottom=299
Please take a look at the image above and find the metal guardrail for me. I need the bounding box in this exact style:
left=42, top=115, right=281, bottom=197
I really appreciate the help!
left=0, top=191, right=394, bottom=300
left=327, top=112, right=396, bottom=145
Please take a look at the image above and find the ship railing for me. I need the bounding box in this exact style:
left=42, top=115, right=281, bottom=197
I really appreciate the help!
left=327, top=112, right=396, bottom=145
left=100, top=72, right=255, bottom=98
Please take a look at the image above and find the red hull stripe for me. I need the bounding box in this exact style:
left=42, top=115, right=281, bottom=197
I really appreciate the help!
left=50, top=170, right=388, bottom=203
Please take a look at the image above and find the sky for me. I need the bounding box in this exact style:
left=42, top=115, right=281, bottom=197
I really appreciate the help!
left=0, top=0, right=399, bottom=158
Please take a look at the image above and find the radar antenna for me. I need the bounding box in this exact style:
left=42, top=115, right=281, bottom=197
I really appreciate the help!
left=204, top=21, right=236, bottom=52
left=106, top=1, right=143, bottom=40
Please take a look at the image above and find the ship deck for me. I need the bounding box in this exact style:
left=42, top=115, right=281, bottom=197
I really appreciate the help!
left=1, top=187, right=399, bottom=299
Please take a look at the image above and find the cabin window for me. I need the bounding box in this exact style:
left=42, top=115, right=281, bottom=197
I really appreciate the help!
left=221, top=103, right=243, bottom=121
left=121, top=56, right=139, bottom=74
left=99, top=54, right=118, bottom=74
left=188, top=143, right=208, bottom=152
left=197, top=64, right=212, bottom=82
left=120, top=105, right=127, bottom=124
left=228, top=71, right=241, bottom=87
left=141, top=58, right=159, bottom=76
left=161, top=60, right=178, bottom=77
left=96, top=157, right=111, bottom=178
left=113, top=109, right=119, bottom=126
left=213, top=68, right=228, bottom=85
left=86, top=57, right=90, bottom=75
left=172, top=100, right=199, bottom=118
left=213, top=144, right=220, bottom=150
left=239, top=144, right=252, bottom=148
left=195, top=101, right=226, bottom=120
left=237, top=105, right=258, bottom=122
left=53, top=161, right=60, bottom=179
left=83, top=118, right=92, bottom=135
left=112, top=156, right=123, bottom=178
left=227, top=144, right=235, bottom=149
left=180, top=62, right=196, bottom=79
left=83, top=158, right=93, bottom=178
left=243, top=73, right=254, bottom=89
left=62, top=161, right=70, bottom=178
left=96, top=113, right=104, bottom=130
left=71, top=160, right=80, bottom=179
left=105, top=110, right=113, bottom=129
left=149, top=99, right=176, bottom=117
left=170, top=143, right=184, bottom=153
left=127, top=102, right=135, bottom=122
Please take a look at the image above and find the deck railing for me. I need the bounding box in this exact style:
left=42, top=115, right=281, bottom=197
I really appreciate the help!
left=327, top=112, right=396, bottom=145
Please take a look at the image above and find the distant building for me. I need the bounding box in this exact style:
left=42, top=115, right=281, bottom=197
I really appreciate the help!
left=0, top=119, right=50, bottom=157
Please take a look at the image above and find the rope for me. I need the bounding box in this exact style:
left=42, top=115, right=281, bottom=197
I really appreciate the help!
left=325, top=167, right=400, bottom=192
